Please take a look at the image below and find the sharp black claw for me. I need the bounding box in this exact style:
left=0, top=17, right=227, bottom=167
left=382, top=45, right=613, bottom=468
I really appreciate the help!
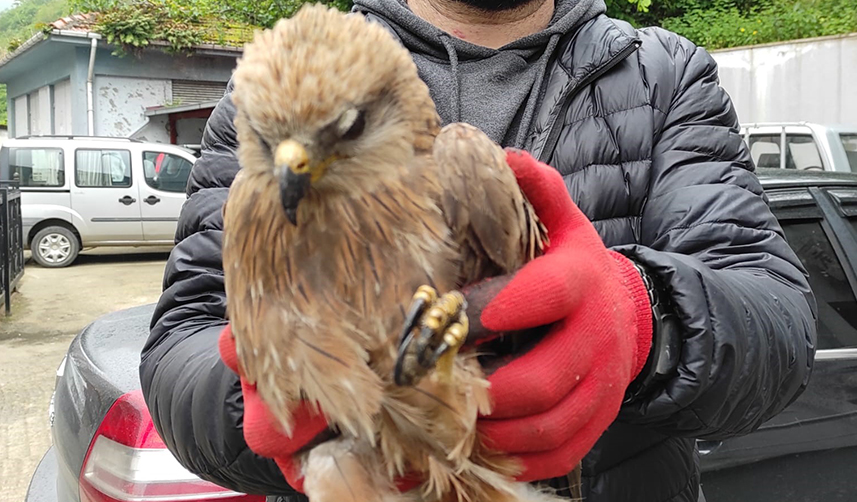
left=394, top=331, right=415, bottom=386
left=416, top=325, right=439, bottom=367
left=394, top=297, right=430, bottom=386
left=397, top=300, right=427, bottom=348
left=423, top=340, right=451, bottom=369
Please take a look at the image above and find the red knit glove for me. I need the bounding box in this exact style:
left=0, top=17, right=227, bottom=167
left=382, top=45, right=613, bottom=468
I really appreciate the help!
left=218, top=326, right=328, bottom=492
left=219, top=327, right=424, bottom=493
left=475, top=150, right=654, bottom=482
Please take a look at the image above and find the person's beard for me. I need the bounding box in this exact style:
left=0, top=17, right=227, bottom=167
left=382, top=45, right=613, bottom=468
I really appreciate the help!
left=450, top=0, right=540, bottom=12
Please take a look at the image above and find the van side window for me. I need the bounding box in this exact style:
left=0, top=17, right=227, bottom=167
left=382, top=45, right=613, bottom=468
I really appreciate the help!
left=143, top=152, right=193, bottom=193
left=8, top=148, right=64, bottom=187
left=76, top=149, right=132, bottom=188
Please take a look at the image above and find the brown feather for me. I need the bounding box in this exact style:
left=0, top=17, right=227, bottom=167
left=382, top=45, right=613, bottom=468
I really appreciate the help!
left=223, top=5, right=557, bottom=502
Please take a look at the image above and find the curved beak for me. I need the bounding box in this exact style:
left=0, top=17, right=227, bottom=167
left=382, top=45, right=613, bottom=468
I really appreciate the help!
left=276, top=140, right=312, bottom=226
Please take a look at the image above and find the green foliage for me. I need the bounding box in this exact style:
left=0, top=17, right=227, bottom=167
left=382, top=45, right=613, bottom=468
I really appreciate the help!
left=70, top=0, right=352, bottom=30
left=0, top=0, right=66, bottom=54
left=6, top=36, right=21, bottom=51
left=0, top=84, right=6, bottom=127
left=94, top=1, right=203, bottom=55
left=606, top=0, right=857, bottom=50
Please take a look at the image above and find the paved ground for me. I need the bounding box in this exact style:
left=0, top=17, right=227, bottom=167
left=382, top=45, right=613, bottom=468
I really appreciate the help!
left=0, top=247, right=170, bottom=502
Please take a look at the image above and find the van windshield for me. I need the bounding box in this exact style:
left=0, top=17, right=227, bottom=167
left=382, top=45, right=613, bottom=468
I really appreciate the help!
left=841, top=134, right=857, bottom=173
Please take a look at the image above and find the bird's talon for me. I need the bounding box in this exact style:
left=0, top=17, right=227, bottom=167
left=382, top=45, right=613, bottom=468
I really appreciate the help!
left=394, top=287, right=469, bottom=386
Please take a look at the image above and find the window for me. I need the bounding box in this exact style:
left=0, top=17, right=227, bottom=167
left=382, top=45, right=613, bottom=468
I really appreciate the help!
left=8, top=148, right=64, bottom=187
left=748, top=134, right=825, bottom=170
left=785, top=135, right=824, bottom=171
left=143, top=152, right=193, bottom=193
left=749, top=135, right=782, bottom=168
left=76, top=149, right=132, bottom=188
left=841, top=134, right=857, bottom=173
left=781, top=220, right=857, bottom=349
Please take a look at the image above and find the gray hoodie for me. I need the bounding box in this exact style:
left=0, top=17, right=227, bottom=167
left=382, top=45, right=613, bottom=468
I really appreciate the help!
left=352, top=0, right=605, bottom=147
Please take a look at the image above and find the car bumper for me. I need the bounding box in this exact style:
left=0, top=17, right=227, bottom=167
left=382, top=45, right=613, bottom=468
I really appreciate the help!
left=26, top=447, right=58, bottom=502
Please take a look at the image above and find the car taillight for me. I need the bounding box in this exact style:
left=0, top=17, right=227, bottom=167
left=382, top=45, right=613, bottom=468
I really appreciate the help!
left=80, top=390, right=265, bottom=502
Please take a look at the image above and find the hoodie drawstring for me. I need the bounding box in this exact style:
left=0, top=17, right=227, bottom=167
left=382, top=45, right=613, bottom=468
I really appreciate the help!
left=513, top=32, right=562, bottom=149
left=441, top=35, right=462, bottom=123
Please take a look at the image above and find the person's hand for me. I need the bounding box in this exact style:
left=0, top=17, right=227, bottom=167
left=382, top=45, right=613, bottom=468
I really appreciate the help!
left=472, top=149, right=654, bottom=482
left=220, top=327, right=425, bottom=493
left=219, top=325, right=328, bottom=492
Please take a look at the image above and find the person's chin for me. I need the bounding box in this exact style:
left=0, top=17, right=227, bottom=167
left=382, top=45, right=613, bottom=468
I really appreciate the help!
left=450, top=0, right=537, bottom=12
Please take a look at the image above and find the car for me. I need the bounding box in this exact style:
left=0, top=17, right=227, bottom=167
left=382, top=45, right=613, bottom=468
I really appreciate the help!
left=741, top=122, right=857, bottom=173
left=0, top=135, right=197, bottom=268
left=25, top=168, right=857, bottom=502
left=698, top=168, right=857, bottom=501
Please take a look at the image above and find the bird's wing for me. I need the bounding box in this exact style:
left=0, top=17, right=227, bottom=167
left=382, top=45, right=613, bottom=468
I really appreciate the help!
left=432, top=123, right=546, bottom=279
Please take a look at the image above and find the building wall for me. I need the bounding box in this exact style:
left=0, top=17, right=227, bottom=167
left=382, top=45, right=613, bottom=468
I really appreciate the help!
left=132, top=115, right=170, bottom=143
left=5, top=43, right=78, bottom=137
left=2, top=40, right=237, bottom=139
left=712, top=33, right=857, bottom=125
left=94, top=75, right=171, bottom=137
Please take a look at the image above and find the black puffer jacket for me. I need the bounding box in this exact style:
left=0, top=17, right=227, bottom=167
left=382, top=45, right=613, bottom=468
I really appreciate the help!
left=140, top=14, right=816, bottom=502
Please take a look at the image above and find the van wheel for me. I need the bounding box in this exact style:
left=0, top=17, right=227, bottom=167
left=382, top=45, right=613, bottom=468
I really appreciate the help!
left=31, top=226, right=80, bottom=268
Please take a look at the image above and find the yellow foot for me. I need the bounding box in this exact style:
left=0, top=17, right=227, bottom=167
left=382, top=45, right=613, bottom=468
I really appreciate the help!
left=394, top=285, right=468, bottom=386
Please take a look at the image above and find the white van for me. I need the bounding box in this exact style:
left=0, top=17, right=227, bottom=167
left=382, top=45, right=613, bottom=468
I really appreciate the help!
left=741, top=122, right=857, bottom=173
left=0, top=136, right=198, bottom=267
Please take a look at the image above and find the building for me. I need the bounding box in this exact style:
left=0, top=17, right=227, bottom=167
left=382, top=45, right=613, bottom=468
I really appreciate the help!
left=0, top=14, right=245, bottom=144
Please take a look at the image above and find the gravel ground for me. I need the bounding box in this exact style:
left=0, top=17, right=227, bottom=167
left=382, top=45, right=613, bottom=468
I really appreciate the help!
left=0, top=247, right=170, bottom=502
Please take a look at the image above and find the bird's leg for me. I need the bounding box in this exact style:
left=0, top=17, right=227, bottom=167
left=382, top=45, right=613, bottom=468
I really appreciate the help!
left=394, top=286, right=468, bottom=386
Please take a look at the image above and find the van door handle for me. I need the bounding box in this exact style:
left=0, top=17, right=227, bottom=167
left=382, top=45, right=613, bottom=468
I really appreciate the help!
left=118, top=195, right=136, bottom=205
left=144, top=195, right=161, bottom=205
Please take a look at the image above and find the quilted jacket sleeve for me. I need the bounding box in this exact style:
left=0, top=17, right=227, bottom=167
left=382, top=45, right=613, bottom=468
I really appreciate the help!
left=139, top=83, right=298, bottom=496
left=616, top=29, right=817, bottom=439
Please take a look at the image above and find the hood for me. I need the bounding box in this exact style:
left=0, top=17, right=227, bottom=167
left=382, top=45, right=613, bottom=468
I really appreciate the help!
left=353, top=0, right=605, bottom=147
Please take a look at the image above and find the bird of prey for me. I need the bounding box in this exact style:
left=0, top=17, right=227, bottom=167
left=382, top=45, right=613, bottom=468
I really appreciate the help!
left=222, top=5, right=557, bottom=502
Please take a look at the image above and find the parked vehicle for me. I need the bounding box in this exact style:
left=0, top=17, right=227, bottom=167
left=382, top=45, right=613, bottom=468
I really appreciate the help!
left=25, top=169, right=857, bottom=502
left=741, top=122, right=857, bottom=173
left=0, top=136, right=197, bottom=268
left=697, top=169, right=857, bottom=501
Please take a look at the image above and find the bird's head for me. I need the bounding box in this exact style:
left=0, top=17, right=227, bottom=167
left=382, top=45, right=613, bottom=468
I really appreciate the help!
left=231, top=5, right=441, bottom=225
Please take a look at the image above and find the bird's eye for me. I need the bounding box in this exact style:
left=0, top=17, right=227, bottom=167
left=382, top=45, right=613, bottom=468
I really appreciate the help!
left=340, top=110, right=366, bottom=141
left=245, top=118, right=273, bottom=152
left=258, top=134, right=272, bottom=151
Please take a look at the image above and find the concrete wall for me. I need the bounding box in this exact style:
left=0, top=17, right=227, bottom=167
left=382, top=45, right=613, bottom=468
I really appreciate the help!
left=5, top=43, right=78, bottom=137
left=132, top=115, right=170, bottom=143
left=711, top=33, right=857, bottom=125
left=94, top=75, right=171, bottom=137
left=2, top=40, right=237, bottom=139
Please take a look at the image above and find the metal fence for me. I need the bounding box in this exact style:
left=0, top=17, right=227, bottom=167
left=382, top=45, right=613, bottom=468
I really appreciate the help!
left=1, top=182, right=24, bottom=315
